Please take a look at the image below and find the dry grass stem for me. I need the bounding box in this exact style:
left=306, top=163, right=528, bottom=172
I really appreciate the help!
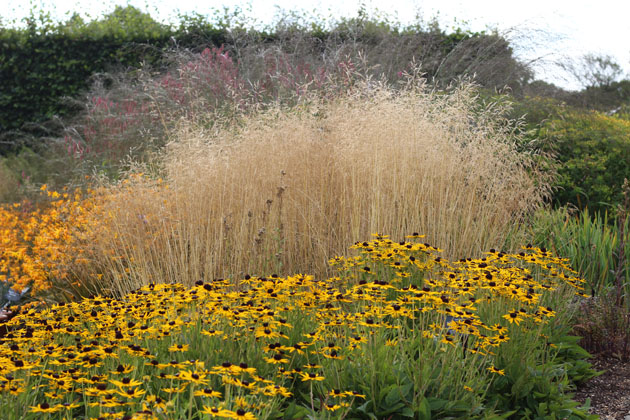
left=83, top=81, right=549, bottom=294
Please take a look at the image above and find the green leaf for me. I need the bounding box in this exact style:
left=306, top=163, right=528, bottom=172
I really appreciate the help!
left=427, top=397, right=446, bottom=412
left=417, top=396, right=431, bottom=420
left=385, top=385, right=402, bottom=406
left=282, top=402, right=310, bottom=419
left=401, top=407, right=415, bottom=418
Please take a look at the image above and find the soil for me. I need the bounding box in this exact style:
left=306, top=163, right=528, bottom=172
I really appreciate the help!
left=574, top=353, right=630, bottom=420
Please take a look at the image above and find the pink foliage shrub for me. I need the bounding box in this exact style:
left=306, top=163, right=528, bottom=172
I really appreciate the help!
left=60, top=44, right=365, bottom=172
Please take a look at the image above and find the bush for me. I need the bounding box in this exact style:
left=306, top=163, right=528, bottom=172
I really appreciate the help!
left=529, top=207, right=629, bottom=298
left=0, top=6, right=178, bottom=144
left=540, top=110, right=630, bottom=213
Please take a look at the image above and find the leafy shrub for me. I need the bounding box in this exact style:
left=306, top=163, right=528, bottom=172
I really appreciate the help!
left=0, top=6, right=178, bottom=145
left=540, top=110, right=630, bottom=213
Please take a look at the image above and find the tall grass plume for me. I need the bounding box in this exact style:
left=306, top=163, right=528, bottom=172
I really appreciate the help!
left=84, top=80, right=549, bottom=295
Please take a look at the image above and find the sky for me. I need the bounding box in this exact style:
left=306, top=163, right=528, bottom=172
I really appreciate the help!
left=2, top=0, right=629, bottom=90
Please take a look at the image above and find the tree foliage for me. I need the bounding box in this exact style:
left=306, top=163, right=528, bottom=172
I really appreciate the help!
left=0, top=5, right=530, bottom=154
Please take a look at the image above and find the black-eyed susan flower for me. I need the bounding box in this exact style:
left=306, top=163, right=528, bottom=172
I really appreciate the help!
left=300, top=372, right=325, bottom=382
left=200, top=329, right=224, bottom=337
left=168, top=343, right=189, bottom=352
left=110, top=377, right=143, bottom=388
left=178, top=370, right=209, bottom=385
left=116, top=387, right=146, bottom=398
left=502, top=310, right=525, bottom=325
left=55, top=401, right=81, bottom=411
left=220, top=408, right=257, bottom=420
left=145, top=395, right=168, bottom=410
left=202, top=405, right=231, bottom=417
left=487, top=365, right=505, bottom=375
left=325, top=403, right=344, bottom=411
left=194, top=388, right=222, bottom=398
left=264, top=353, right=289, bottom=364
left=30, top=402, right=62, bottom=413
left=344, top=390, right=366, bottom=398
left=260, top=384, right=292, bottom=397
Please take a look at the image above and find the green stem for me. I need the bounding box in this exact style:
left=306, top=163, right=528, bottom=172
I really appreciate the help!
left=187, top=383, right=195, bottom=420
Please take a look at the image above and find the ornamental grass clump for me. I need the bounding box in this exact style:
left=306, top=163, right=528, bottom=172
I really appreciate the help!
left=0, top=234, right=594, bottom=419
left=83, top=80, right=550, bottom=295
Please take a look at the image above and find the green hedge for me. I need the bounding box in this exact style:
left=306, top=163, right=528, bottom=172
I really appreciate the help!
left=1, top=5, right=520, bottom=155
left=0, top=6, right=229, bottom=143
left=540, top=110, right=630, bottom=213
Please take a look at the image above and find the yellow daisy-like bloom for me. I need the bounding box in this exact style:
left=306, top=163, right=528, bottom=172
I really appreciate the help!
left=116, top=387, right=146, bottom=399
left=6, top=385, right=25, bottom=396
left=109, top=377, right=143, bottom=388
left=300, top=372, right=325, bottom=382
left=162, top=385, right=188, bottom=394
left=201, top=329, right=224, bottom=337
left=111, top=363, right=135, bottom=375
left=254, top=327, right=282, bottom=339
left=502, top=310, right=525, bottom=325
left=178, top=370, right=209, bottom=385
left=194, top=388, right=222, bottom=398
left=229, top=408, right=257, bottom=419
left=487, top=365, right=505, bottom=375
left=260, top=384, right=292, bottom=397
left=343, top=390, right=366, bottom=399
left=55, top=401, right=81, bottom=410
left=202, top=405, right=232, bottom=417
left=30, top=402, right=62, bottom=413
left=264, top=354, right=289, bottom=364
left=168, top=343, right=189, bottom=352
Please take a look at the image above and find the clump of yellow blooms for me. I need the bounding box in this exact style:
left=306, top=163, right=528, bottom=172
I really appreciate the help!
left=0, top=185, right=97, bottom=296
left=0, top=232, right=586, bottom=419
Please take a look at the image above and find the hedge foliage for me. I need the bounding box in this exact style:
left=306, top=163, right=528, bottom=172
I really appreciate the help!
left=0, top=6, right=228, bottom=139
left=541, top=109, right=630, bottom=213
left=1, top=5, right=522, bottom=153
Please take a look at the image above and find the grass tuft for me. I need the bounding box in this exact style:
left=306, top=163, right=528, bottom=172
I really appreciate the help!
left=82, top=81, right=549, bottom=294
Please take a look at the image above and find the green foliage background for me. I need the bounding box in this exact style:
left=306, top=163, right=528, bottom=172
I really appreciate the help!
left=0, top=6, right=228, bottom=140
left=540, top=110, right=630, bottom=214
left=0, top=5, right=518, bottom=153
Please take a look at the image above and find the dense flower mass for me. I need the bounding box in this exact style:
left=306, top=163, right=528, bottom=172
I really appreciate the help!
left=0, top=185, right=97, bottom=295
left=0, top=233, right=585, bottom=419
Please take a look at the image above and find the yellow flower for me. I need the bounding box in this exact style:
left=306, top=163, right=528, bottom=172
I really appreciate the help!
left=194, top=388, right=222, bottom=398
left=109, top=377, right=143, bottom=388
left=178, top=370, right=209, bottom=385
left=502, top=310, right=525, bottom=325
left=487, top=365, right=505, bottom=375
left=300, top=372, right=325, bottom=381
left=230, top=408, right=257, bottom=419
left=30, top=402, right=62, bottom=413
left=168, top=343, right=189, bottom=352
left=202, top=405, right=232, bottom=417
